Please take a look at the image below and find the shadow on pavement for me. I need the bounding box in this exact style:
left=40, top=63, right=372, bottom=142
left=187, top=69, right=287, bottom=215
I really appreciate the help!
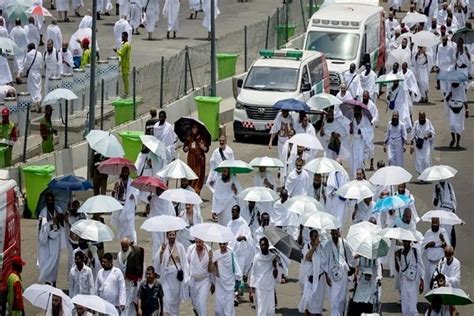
left=275, top=307, right=300, bottom=315
left=435, top=146, right=467, bottom=152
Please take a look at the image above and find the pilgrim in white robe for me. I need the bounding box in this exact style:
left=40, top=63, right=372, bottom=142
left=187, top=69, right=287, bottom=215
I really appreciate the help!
left=388, top=0, right=401, bottom=11
left=153, top=120, right=176, bottom=161
left=96, top=267, right=127, bottom=307
left=366, top=99, right=379, bottom=127
left=239, top=202, right=261, bottom=237
left=353, top=200, right=375, bottom=224
left=269, top=112, right=294, bottom=162
left=46, top=24, right=62, bottom=51
left=149, top=194, right=175, bottom=265
left=163, top=0, right=180, bottom=32
left=156, top=241, right=189, bottom=315
left=450, top=0, right=468, bottom=27
left=213, top=248, right=242, bottom=316
left=433, top=180, right=457, bottom=240
left=129, top=0, right=144, bottom=30
left=212, top=175, right=241, bottom=226
left=117, top=250, right=141, bottom=316
left=206, top=144, right=234, bottom=186
left=69, top=264, right=95, bottom=297
left=343, top=71, right=363, bottom=100
left=23, top=49, right=44, bottom=103
left=253, top=171, right=276, bottom=213
left=434, top=256, right=461, bottom=287
left=285, top=168, right=311, bottom=197
left=385, top=120, right=407, bottom=167
left=186, top=243, right=211, bottom=316
left=72, top=0, right=83, bottom=11
left=385, top=18, right=400, bottom=40
left=189, top=0, right=200, bottom=11
left=113, top=18, right=133, bottom=49
left=43, top=48, right=61, bottom=95
left=111, top=178, right=139, bottom=243
left=396, top=247, right=424, bottom=316
left=25, top=23, right=40, bottom=48
left=202, top=0, right=219, bottom=32
left=60, top=49, right=74, bottom=74
left=445, top=84, right=467, bottom=135
left=9, top=26, right=27, bottom=77
left=360, top=69, right=378, bottom=101
left=79, top=15, right=93, bottom=29
left=422, top=227, right=450, bottom=286
left=401, top=68, right=421, bottom=108
left=387, top=83, right=412, bottom=130
left=413, top=51, right=431, bottom=99
left=0, top=56, right=12, bottom=85
left=144, top=0, right=160, bottom=33
left=455, top=48, right=470, bottom=80
left=228, top=216, right=254, bottom=276
left=325, top=171, right=349, bottom=224
left=250, top=249, right=279, bottom=316
left=436, top=42, right=455, bottom=94
left=37, top=207, right=63, bottom=284
left=282, top=144, right=305, bottom=180
left=410, top=119, right=435, bottom=174
left=323, top=238, right=354, bottom=316
left=135, top=152, right=163, bottom=202
left=56, top=0, right=69, bottom=12
left=349, top=116, right=374, bottom=178
left=0, top=25, right=7, bottom=38
left=177, top=206, right=203, bottom=249
left=118, top=0, right=130, bottom=17
left=298, top=243, right=325, bottom=314
left=321, top=116, right=350, bottom=160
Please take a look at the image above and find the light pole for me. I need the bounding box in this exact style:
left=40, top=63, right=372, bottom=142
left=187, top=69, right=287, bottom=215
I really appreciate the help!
left=210, top=0, right=216, bottom=96
left=87, top=0, right=98, bottom=178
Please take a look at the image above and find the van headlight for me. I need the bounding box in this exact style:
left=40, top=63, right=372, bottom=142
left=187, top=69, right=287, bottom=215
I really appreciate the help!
left=235, top=101, right=245, bottom=109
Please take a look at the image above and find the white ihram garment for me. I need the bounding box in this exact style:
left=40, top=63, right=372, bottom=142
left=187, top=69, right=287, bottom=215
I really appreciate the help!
left=186, top=243, right=211, bottom=316
left=23, top=49, right=44, bottom=103
left=410, top=119, right=435, bottom=174
left=385, top=121, right=407, bottom=167
left=213, top=249, right=242, bottom=316
left=163, top=0, right=180, bottom=32
left=250, top=250, right=279, bottom=316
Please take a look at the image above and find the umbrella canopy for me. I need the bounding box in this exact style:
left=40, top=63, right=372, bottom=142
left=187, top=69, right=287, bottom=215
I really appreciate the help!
left=98, top=157, right=137, bottom=175
left=48, top=175, right=92, bottom=191
left=307, top=93, right=342, bottom=111
left=23, top=284, right=74, bottom=311
left=5, top=0, right=32, bottom=24
left=86, top=130, right=125, bottom=158
left=402, top=12, right=428, bottom=24
left=174, top=116, right=211, bottom=146
left=159, top=188, right=203, bottom=204
left=379, top=227, right=422, bottom=242
left=451, top=28, right=474, bottom=45
left=35, top=187, right=70, bottom=217
left=238, top=187, right=279, bottom=202
left=273, top=98, right=310, bottom=112
left=300, top=211, right=341, bottom=230
left=418, top=165, right=458, bottom=182
left=214, top=159, right=253, bottom=174
left=141, top=215, right=187, bottom=232
left=339, top=99, right=373, bottom=122
left=436, top=70, right=469, bottom=83
left=249, top=156, right=284, bottom=168
left=304, top=157, right=347, bottom=176
left=373, top=195, right=410, bottom=213
left=156, top=159, right=198, bottom=180
left=131, top=176, right=168, bottom=193
left=385, top=48, right=412, bottom=69
left=263, top=226, right=302, bottom=262
left=69, top=27, right=92, bottom=56
left=412, top=30, right=440, bottom=47
left=369, top=166, right=412, bottom=186
left=26, top=5, right=53, bottom=16
left=287, top=133, right=323, bottom=150
left=190, top=223, right=235, bottom=243
left=284, top=196, right=325, bottom=215
left=346, top=221, right=389, bottom=259
left=376, top=73, right=405, bottom=85
left=71, top=295, right=118, bottom=315
left=337, top=180, right=374, bottom=201
left=421, top=210, right=464, bottom=226
left=78, top=195, right=123, bottom=214
left=139, top=135, right=167, bottom=159
left=42, top=88, right=78, bottom=106
left=71, top=219, right=115, bottom=242
left=425, top=287, right=473, bottom=306
left=0, top=38, right=21, bottom=56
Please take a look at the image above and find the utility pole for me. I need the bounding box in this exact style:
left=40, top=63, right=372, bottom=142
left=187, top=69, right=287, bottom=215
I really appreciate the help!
left=87, top=0, right=98, bottom=178
left=210, top=0, right=216, bottom=96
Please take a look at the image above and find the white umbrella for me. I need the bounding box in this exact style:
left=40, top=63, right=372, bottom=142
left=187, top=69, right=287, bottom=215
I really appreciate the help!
left=42, top=88, right=78, bottom=105
left=300, top=211, right=341, bottom=230
left=78, top=195, right=123, bottom=214
left=156, top=159, right=198, bottom=180
left=379, top=227, right=422, bottom=242
left=304, top=157, right=347, bottom=176
left=139, top=135, right=167, bottom=159
left=190, top=223, right=235, bottom=243
left=159, top=188, right=203, bottom=204
left=0, top=37, right=21, bottom=55
left=23, top=284, right=74, bottom=311
left=141, top=215, right=187, bottom=232
left=402, top=12, right=428, bottom=24
left=385, top=48, right=412, bottom=69
left=71, top=219, right=115, bottom=242
left=421, top=210, right=464, bottom=225
left=307, top=93, right=342, bottom=111
left=25, top=5, right=53, bottom=17
left=337, top=180, right=375, bottom=201
left=86, top=130, right=125, bottom=158
left=376, top=73, right=405, bottom=84
left=238, top=187, right=279, bottom=202
left=412, top=30, right=440, bottom=47
left=249, top=156, right=284, bottom=168
left=287, top=133, right=323, bottom=150
left=418, top=165, right=458, bottom=182
left=71, top=295, right=118, bottom=315
left=369, top=166, right=412, bottom=186
left=284, top=196, right=325, bottom=215
left=346, top=221, right=390, bottom=259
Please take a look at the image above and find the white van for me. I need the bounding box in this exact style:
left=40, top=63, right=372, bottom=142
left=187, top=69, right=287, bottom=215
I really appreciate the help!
left=303, top=0, right=386, bottom=94
left=233, top=49, right=329, bottom=141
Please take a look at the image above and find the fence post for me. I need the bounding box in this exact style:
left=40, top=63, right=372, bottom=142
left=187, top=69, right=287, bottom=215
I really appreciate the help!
left=64, top=100, right=68, bottom=149
left=265, top=16, right=270, bottom=49
left=276, top=7, right=280, bottom=48
left=132, top=67, right=136, bottom=120
left=309, top=0, right=314, bottom=17
left=285, top=1, right=289, bottom=43
left=184, top=46, right=188, bottom=95
left=22, top=104, right=30, bottom=162
left=187, top=51, right=195, bottom=90
left=244, top=25, right=248, bottom=71
left=160, top=56, right=164, bottom=108
left=300, top=0, right=306, bottom=32
left=100, top=79, right=105, bottom=130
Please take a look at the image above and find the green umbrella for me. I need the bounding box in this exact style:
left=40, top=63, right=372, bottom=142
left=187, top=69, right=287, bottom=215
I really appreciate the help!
left=0, top=38, right=22, bottom=56
left=425, top=287, right=473, bottom=306
left=376, top=73, right=405, bottom=85
left=214, top=159, right=253, bottom=174
left=5, top=0, right=33, bottom=24
left=452, top=28, right=474, bottom=45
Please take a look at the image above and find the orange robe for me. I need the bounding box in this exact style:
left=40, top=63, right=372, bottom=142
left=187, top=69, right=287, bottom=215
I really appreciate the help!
left=185, top=134, right=208, bottom=194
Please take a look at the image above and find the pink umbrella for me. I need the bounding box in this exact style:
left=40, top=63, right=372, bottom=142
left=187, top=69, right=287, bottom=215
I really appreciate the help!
left=26, top=5, right=53, bottom=17
left=98, top=157, right=137, bottom=175
left=131, top=176, right=168, bottom=192
left=340, top=99, right=373, bottom=122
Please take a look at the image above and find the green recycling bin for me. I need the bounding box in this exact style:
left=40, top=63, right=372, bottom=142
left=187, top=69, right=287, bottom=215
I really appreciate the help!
left=276, top=24, right=296, bottom=47
left=22, top=164, right=55, bottom=218
left=194, top=96, right=222, bottom=141
left=216, top=53, right=239, bottom=80
left=119, top=131, right=144, bottom=162
left=112, top=97, right=143, bottom=126
left=0, top=145, right=13, bottom=168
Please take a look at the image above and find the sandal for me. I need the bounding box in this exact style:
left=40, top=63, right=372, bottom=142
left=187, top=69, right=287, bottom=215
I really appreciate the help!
left=449, top=140, right=455, bottom=148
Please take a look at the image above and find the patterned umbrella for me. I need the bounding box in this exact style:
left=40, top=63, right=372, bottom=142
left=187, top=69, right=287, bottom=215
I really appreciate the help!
left=98, top=157, right=137, bottom=175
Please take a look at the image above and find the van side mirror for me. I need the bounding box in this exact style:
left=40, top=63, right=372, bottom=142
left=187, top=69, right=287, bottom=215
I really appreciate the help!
left=361, top=53, right=370, bottom=67
left=237, top=79, right=243, bottom=88
left=301, top=83, right=312, bottom=92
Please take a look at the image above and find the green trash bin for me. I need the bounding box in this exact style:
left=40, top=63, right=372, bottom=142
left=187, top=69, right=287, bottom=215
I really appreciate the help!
left=112, top=97, right=143, bottom=126
left=216, top=53, right=239, bottom=80
left=194, top=96, right=222, bottom=141
left=22, top=164, right=55, bottom=218
left=276, top=24, right=296, bottom=47
left=119, top=131, right=144, bottom=162
left=0, top=145, right=13, bottom=168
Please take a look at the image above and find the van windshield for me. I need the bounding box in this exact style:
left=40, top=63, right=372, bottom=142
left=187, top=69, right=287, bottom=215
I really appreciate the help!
left=305, top=31, right=360, bottom=61
left=244, top=66, right=299, bottom=92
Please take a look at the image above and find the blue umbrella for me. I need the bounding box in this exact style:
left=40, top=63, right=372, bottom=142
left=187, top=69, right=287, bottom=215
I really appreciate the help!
left=35, top=187, right=71, bottom=217
left=373, top=195, right=410, bottom=213
left=48, top=175, right=93, bottom=191
left=436, top=70, right=469, bottom=83
left=273, top=98, right=310, bottom=112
